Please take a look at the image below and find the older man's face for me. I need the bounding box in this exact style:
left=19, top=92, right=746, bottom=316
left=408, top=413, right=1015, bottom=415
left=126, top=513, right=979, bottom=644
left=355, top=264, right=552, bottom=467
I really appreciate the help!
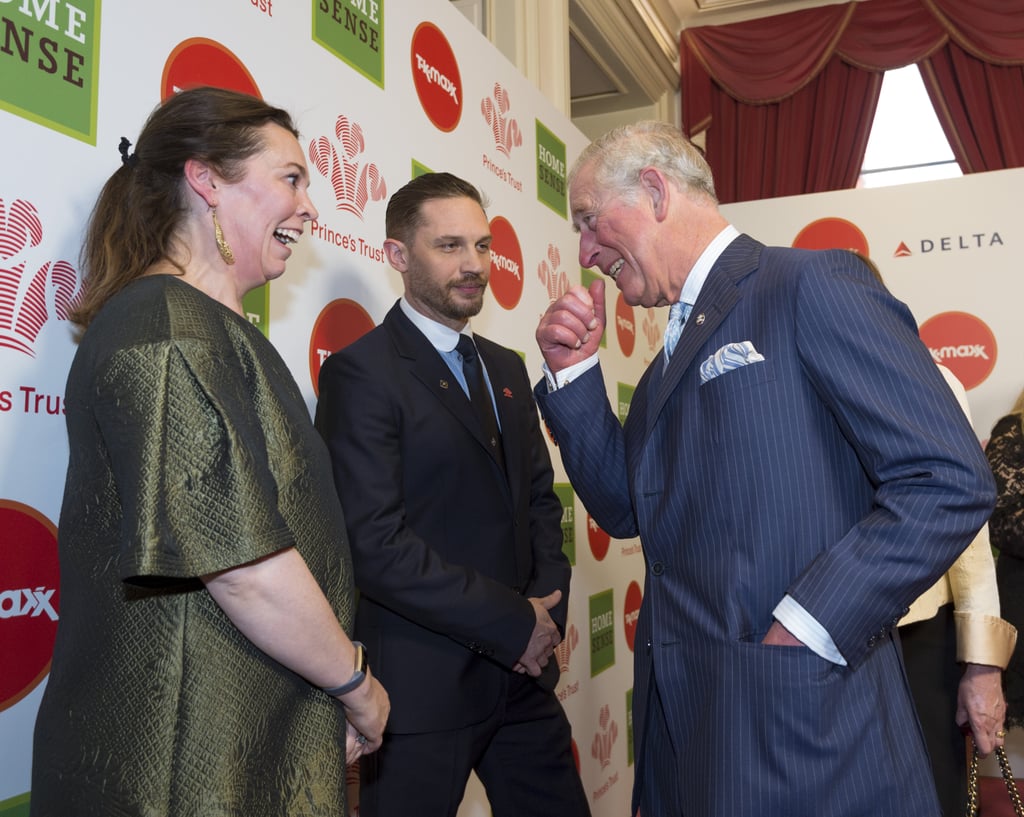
left=569, top=162, right=676, bottom=309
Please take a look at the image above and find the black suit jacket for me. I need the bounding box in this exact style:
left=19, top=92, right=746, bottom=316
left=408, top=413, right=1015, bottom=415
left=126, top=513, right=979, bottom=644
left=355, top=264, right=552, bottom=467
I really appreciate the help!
left=315, top=302, right=570, bottom=733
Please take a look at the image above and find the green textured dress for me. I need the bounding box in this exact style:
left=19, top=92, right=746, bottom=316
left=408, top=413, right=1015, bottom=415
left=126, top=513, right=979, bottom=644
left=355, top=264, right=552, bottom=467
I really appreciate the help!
left=31, top=275, right=355, bottom=816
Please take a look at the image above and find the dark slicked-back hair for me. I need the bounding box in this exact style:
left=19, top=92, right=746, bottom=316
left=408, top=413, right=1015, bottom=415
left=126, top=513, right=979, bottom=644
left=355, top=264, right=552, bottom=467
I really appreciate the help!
left=74, top=86, right=298, bottom=328
left=385, top=172, right=486, bottom=246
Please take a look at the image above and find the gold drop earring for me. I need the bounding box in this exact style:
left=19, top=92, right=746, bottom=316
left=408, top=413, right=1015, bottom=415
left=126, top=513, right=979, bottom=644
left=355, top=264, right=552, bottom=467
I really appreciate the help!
left=211, top=207, right=235, bottom=265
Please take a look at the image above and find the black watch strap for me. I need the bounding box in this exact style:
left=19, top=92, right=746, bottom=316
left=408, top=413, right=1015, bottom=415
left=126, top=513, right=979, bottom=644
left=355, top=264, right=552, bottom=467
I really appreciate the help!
left=322, top=641, right=368, bottom=697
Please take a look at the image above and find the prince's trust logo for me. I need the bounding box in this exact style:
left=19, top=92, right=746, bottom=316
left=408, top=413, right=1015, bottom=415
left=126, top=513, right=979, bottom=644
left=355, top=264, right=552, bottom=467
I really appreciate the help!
left=555, top=621, right=580, bottom=674
left=591, top=703, right=621, bottom=803
left=555, top=620, right=581, bottom=702
left=0, top=198, right=81, bottom=357
left=641, top=308, right=660, bottom=362
left=537, top=243, right=568, bottom=304
left=480, top=83, right=522, bottom=157
left=592, top=704, right=618, bottom=769
left=308, top=115, right=387, bottom=220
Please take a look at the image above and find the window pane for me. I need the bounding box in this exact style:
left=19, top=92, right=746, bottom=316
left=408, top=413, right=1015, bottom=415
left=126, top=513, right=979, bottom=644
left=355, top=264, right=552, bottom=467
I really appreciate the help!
left=859, top=64, right=961, bottom=189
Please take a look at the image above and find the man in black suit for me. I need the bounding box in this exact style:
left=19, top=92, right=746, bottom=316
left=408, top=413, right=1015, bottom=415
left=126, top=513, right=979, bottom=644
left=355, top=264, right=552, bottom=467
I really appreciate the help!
left=315, top=173, right=589, bottom=817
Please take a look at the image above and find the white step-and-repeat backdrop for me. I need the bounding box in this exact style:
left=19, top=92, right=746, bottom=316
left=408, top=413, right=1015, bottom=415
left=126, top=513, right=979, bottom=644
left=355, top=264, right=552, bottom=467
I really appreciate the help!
left=722, top=169, right=1023, bottom=443
left=2, top=1, right=1020, bottom=814
left=0, top=1, right=651, bottom=815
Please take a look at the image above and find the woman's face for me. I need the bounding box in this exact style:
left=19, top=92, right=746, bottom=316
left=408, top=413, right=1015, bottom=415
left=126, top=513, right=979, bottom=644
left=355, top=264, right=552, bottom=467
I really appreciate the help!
left=216, top=122, right=319, bottom=294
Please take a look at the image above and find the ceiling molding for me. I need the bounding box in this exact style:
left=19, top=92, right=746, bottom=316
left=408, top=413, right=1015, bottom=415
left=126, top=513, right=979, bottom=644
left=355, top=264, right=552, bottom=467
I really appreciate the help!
left=569, top=24, right=630, bottom=101
left=569, top=0, right=680, bottom=117
left=670, top=0, right=853, bottom=28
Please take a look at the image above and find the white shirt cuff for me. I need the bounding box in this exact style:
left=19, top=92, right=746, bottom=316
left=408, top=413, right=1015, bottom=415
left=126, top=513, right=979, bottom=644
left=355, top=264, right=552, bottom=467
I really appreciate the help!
left=541, top=355, right=600, bottom=391
left=773, top=595, right=847, bottom=666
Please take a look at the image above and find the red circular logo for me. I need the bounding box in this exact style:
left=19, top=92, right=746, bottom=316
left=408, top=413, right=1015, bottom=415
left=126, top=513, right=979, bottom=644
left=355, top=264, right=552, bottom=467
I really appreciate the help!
left=1, top=500, right=59, bottom=712
left=623, top=580, right=642, bottom=652
left=309, top=298, right=376, bottom=395
left=488, top=216, right=524, bottom=310
left=161, top=38, right=261, bottom=100
left=615, top=293, right=636, bottom=357
left=587, top=512, right=610, bottom=561
left=792, top=218, right=869, bottom=256
left=918, top=311, right=997, bottom=390
left=410, top=22, right=462, bottom=132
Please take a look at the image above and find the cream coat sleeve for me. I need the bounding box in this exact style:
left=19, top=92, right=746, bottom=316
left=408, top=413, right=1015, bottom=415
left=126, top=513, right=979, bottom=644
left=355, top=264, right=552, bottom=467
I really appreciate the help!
left=899, top=365, right=1017, bottom=668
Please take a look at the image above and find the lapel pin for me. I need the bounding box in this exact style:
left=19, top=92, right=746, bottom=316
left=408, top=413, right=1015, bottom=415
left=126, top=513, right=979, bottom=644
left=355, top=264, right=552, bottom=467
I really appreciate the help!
left=695, top=314, right=706, bottom=325
left=440, top=379, right=449, bottom=389
left=502, top=387, right=513, bottom=398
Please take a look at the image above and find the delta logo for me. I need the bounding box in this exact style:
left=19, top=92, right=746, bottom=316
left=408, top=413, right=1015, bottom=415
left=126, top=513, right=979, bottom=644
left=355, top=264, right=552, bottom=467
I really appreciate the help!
left=623, top=580, right=642, bottom=652
left=918, top=311, right=997, bottom=390
left=0, top=197, right=81, bottom=357
left=308, top=298, right=375, bottom=395
left=591, top=704, right=619, bottom=770
left=309, top=115, right=388, bottom=221
left=892, top=231, right=1004, bottom=258
left=1, top=500, right=60, bottom=713
left=161, top=38, right=261, bottom=100
left=488, top=216, right=524, bottom=310
left=587, top=512, right=610, bottom=561
left=792, top=217, right=870, bottom=255
left=537, top=243, right=569, bottom=304
left=615, top=293, right=636, bottom=357
left=481, top=83, right=522, bottom=157
left=0, top=0, right=99, bottom=144
left=411, top=21, right=462, bottom=133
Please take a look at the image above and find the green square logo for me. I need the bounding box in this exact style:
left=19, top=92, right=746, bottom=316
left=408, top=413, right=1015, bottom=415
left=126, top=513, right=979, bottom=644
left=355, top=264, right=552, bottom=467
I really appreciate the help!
left=580, top=268, right=607, bottom=348
left=617, top=382, right=635, bottom=424
left=553, top=483, right=575, bottom=565
left=0, top=0, right=101, bottom=143
left=535, top=120, right=567, bottom=218
left=313, top=0, right=385, bottom=89
left=589, top=588, right=615, bottom=677
left=242, top=285, right=270, bottom=337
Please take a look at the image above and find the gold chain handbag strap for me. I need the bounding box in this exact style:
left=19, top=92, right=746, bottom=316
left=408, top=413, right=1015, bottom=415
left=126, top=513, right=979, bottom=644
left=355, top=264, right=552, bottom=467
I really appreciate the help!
left=967, top=742, right=1024, bottom=817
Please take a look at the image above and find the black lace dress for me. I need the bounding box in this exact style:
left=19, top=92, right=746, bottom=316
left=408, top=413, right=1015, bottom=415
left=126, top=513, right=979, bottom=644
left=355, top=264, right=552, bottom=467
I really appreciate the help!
left=987, top=413, right=1024, bottom=727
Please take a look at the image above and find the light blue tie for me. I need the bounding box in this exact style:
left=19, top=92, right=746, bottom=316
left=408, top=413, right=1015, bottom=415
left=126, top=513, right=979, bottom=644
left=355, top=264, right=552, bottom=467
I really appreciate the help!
left=663, top=301, right=691, bottom=362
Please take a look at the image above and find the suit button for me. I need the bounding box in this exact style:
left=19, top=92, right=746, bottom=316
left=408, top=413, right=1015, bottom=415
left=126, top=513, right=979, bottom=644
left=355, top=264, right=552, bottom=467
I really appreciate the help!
left=651, top=562, right=665, bottom=575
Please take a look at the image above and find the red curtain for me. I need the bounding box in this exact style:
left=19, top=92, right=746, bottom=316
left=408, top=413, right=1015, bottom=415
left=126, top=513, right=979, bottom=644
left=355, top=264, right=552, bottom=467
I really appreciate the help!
left=680, top=0, right=1024, bottom=203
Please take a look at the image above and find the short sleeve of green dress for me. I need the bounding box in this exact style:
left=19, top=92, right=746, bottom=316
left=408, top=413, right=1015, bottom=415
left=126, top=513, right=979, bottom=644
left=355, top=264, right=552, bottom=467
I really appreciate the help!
left=31, top=277, right=355, bottom=817
left=98, top=332, right=298, bottom=581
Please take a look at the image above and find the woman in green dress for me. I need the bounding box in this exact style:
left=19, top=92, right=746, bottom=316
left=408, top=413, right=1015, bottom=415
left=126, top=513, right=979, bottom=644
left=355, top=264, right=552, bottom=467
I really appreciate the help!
left=30, top=86, right=388, bottom=817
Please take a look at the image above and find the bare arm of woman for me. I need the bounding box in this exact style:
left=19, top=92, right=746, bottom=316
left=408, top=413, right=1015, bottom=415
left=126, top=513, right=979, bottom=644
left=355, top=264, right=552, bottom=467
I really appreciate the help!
left=202, top=546, right=389, bottom=757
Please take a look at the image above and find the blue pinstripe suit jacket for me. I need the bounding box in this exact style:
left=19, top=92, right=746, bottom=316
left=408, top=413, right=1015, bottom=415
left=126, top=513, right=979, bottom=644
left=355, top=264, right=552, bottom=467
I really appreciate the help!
left=536, top=235, right=995, bottom=817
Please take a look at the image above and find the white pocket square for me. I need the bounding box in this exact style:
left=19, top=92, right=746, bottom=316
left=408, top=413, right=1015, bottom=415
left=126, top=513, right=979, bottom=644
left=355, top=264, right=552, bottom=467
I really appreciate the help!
left=700, top=341, right=765, bottom=384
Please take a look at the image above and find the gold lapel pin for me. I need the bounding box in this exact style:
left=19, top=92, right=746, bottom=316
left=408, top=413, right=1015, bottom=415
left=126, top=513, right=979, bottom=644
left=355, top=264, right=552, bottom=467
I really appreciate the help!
left=695, top=314, right=706, bottom=325
left=440, top=379, right=449, bottom=389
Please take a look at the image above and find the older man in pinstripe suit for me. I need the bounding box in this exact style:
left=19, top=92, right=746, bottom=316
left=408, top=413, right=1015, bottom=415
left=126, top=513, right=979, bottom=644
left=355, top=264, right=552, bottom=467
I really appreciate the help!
left=534, top=121, right=996, bottom=817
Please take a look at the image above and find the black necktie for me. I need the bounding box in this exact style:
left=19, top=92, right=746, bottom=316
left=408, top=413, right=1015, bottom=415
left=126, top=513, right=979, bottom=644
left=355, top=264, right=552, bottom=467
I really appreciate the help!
left=456, top=334, right=506, bottom=472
